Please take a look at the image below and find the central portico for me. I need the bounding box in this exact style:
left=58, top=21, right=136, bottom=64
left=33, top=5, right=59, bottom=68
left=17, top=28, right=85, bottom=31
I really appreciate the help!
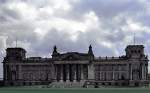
left=54, top=63, right=88, bottom=82
left=51, top=45, right=94, bottom=82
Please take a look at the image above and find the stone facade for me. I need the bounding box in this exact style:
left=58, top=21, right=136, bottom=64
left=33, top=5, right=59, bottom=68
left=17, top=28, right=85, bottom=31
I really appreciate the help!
left=3, top=45, right=149, bottom=87
left=148, top=74, right=150, bottom=80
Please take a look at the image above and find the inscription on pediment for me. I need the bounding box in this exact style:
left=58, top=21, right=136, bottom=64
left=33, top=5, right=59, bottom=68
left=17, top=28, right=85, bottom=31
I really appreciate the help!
left=61, top=53, right=80, bottom=61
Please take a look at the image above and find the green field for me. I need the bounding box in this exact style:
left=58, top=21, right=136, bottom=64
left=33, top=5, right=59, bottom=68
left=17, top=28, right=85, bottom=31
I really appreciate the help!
left=0, top=88, right=150, bottom=93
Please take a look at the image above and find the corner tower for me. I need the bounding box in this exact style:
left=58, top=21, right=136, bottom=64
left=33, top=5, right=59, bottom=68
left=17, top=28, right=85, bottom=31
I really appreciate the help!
left=125, top=45, right=149, bottom=86
left=125, top=45, right=145, bottom=58
left=5, top=47, right=26, bottom=61
left=3, top=47, right=26, bottom=85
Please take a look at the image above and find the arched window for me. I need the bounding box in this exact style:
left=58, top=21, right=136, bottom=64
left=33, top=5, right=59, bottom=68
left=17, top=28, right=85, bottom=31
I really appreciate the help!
left=138, top=50, right=141, bottom=53
left=134, top=50, right=137, bottom=53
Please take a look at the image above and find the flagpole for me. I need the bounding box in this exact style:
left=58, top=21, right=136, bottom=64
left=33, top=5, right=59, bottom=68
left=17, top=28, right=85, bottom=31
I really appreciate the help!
left=133, top=32, right=135, bottom=45
left=16, top=37, right=18, bottom=47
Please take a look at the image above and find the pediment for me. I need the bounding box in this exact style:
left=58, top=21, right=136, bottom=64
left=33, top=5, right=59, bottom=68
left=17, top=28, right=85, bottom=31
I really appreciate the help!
left=61, top=53, right=80, bottom=61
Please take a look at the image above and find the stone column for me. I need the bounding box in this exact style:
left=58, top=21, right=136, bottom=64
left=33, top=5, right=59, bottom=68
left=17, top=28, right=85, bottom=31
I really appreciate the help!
left=74, top=65, right=76, bottom=82
left=145, top=64, right=147, bottom=80
left=66, top=65, right=69, bottom=82
left=130, top=64, right=132, bottom=80
left=126, top=64, right=129, bottom=80
left=113, top=71, right=115, bottom=80
left=112, top=65, right=114, bottom=80
left=55, top=65, right=58, bottom=81
left=112, top=72, right=115, bottom=80
left=142, top=64, right=144, bottom=80
left=81, top=65, right=84, bottom=81
left=77, top=65, right=79, bottom=81
left=88, top=64, right=94, bottom=80
left=60, top=65, right=63, bottom=82
left=18, top=65, right=22, bottom=80
left=145, top=64, right=148, bottom=80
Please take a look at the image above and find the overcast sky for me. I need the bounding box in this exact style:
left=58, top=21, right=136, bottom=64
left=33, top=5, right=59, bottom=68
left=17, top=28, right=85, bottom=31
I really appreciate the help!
left=0, top=0, right=150, bottom=78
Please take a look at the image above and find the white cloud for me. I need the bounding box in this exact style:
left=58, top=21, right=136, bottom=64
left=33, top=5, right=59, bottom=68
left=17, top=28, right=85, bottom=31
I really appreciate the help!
left=0, top=36, right=7, bottom=57
left=6, top=1, right=38, bottom=20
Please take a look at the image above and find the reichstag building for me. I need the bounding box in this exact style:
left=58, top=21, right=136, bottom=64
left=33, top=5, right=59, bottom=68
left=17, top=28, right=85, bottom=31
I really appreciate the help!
left=3, top=45, right=149, bottom=87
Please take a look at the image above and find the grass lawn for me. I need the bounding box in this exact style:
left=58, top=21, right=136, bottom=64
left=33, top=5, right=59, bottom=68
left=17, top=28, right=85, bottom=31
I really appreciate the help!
left=0, top=88, right=150, bottom=93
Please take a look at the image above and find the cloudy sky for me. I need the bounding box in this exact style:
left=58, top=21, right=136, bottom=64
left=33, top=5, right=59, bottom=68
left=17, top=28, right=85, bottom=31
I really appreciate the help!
left=0, top=0, right=150, bottom=78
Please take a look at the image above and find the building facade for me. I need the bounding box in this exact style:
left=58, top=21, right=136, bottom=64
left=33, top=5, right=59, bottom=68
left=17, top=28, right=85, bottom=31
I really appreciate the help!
left=3, top=45, right=149, bottom=87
